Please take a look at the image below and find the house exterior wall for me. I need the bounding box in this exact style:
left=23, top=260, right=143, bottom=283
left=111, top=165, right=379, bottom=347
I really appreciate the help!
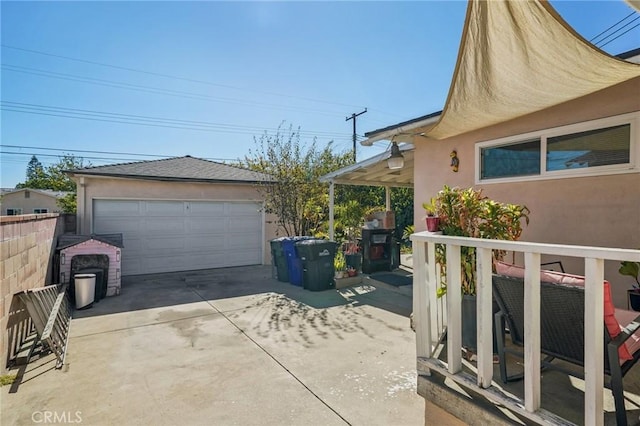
left=75, top=176, right=279, bottom=266
left=0, top=214, right=65, bottom=374
left=413, top=76, right=640, bottom=307
left=59, top=240, right=122, bottom=296
left=1, top=191, right=62, bottom=215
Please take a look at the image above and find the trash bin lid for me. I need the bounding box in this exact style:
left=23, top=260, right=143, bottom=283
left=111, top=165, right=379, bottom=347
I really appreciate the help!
left=295, top=239, right=336, bottom=260
left=74, top=273, right=96, bottom=278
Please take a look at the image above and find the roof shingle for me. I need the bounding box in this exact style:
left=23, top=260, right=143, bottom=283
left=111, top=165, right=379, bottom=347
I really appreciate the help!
left=67, top=156, right=271, bottom=183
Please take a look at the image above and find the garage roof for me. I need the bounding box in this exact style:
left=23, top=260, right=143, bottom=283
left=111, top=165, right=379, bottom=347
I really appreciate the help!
left=67, top=155, right=272, bottom=184
left=319, top=144, right=413, bottom=187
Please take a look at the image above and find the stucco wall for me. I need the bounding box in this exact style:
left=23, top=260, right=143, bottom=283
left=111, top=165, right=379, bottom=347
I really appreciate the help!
left=413, top=77, right=640, bottom=307
left=1, top=214, right=65, bottom=374
left=1, top=191, right=62, bottom=215
left=76, top=176, right=279, bottom=266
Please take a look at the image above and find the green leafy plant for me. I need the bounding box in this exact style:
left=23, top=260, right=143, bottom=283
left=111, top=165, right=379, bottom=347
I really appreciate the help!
left=421, top=197, right=438, bottom=217
left=432, top=185, right=530, bottom=296
left=334, top=250, right=347, bottom=272
left=619, top=260, right=640, bottom=290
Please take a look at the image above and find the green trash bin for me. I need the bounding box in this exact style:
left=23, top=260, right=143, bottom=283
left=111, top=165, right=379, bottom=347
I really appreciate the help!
left=295, top=239, right=337, bottom=291
left=270, top=237, right=289, bottom=282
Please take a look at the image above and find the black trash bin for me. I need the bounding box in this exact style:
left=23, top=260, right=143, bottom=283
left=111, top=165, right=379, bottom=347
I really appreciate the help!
left=270, top=237, right=290, bottom=282
left=295, top=239, right=337, bottom=291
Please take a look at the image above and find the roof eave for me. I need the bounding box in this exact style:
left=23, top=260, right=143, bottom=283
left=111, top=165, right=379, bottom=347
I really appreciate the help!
left=68, top=171, right=274, bottom=184
left=360, top=114, right=441, bottom=146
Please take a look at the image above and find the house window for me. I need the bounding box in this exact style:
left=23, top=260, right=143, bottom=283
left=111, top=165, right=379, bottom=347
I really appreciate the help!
left=481, top=139, right=540, bottom=179
left=476, top=112, right=638, bottom=183
left=33, top=208, right=48, bottom=214
left=546, top=124, right=630, bottom=171
left=24, top=190, right=30, bottom=198
left=6, top=208, right=23, bottom=215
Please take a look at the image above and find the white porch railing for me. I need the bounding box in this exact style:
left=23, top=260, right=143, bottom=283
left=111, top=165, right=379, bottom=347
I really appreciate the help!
left=411, top=231, right=640, bottom=426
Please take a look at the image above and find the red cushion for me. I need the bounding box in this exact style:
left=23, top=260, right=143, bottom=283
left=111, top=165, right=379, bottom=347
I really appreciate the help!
left=494, top=261, right=633, bottom=362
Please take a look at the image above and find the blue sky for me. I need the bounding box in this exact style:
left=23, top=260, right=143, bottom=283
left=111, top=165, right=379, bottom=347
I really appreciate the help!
left=1, top=1, right=639, bottom=188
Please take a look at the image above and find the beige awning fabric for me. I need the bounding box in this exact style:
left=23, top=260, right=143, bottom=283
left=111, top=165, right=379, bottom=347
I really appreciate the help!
left=426, top=0, right=640, bottom=140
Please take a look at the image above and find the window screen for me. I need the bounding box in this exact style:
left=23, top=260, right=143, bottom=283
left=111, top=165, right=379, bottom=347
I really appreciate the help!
left=481, top=139, right=541, bottom=179
left=547, top=124, right=630, bottom=171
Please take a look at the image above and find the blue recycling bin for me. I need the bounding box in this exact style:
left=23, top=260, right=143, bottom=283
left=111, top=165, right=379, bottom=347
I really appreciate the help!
left=282, top=236, right=315, bottom=286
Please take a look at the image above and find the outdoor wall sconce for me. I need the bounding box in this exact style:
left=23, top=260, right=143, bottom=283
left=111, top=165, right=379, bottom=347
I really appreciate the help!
left=450, top=150, right=459, bottom=172
left=387, top=141, right=404, bottom=170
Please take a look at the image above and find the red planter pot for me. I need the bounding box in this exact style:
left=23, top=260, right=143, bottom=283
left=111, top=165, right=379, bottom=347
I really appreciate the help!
left=426, top=216, right=440, bottom=232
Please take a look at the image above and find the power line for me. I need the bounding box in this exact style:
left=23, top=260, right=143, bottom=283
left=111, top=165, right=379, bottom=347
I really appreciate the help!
left=589, top=11, right=638, bottom=44
left=1, top=64, right=350, bottom=119
left=595, top=16, right=640, bottom=47
left=2, top=44, right=367, bottom=110
left=597, top=21, right=640, bottom=48
left=0, top=145, right=236, bottom=162
left=0, top=101, right=354, bottom=141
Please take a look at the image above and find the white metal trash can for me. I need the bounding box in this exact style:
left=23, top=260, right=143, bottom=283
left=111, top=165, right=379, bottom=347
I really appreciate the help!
left=74, top=273, right=96, bottom=310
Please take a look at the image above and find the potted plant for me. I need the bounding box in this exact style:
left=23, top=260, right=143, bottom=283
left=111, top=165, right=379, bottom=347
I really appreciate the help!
left=619, top=260, right=640, bottom=311
left=334, top=250, right=347, bottom=279
left=335, top=200, right=363, bottom=271
left=422, top=198, right=440, bottom=232
left=347, top=266, right=358, bottom=277
left=431, top=185, right=530, bottom=352
left=343, top=240, right=361, bottom=272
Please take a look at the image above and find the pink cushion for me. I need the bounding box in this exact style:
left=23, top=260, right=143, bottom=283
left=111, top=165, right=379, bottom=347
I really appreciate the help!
left=614, top=309, right=640, bottom=360
left=494, top=261, right=633, bottom=362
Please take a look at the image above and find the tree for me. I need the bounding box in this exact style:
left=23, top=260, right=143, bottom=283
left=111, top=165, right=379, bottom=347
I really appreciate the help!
left=45, top=154, right=89, bottom=192
left=15, top=154, right=90, bottom=213
left=243, top=124, right=352, bottom=237
left=16, top=155, right=48, bottom=189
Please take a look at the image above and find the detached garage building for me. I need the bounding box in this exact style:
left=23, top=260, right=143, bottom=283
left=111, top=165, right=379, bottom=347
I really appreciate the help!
left=68, top=156, right=278, bottom=276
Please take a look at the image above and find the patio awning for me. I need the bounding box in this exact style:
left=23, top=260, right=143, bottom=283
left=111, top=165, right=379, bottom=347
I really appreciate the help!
left=319, top=144, right=413, bottom=188
left=424, top=0, right=640, bottom=140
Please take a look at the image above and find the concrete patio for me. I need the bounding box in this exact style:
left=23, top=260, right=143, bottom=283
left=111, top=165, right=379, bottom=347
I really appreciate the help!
left=1, top=265, right=426, bottom=425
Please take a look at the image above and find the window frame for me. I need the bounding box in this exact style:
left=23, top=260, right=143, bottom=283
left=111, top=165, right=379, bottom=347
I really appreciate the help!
left=6, top=208, right=23, bottom=216
left=475, top=112, right=639, bottom=184
left=33, top=208, right=49, bottom=214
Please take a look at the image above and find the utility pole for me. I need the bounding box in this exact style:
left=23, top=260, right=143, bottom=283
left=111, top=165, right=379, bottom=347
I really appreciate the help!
left=345, top=108, right=367, bottom=162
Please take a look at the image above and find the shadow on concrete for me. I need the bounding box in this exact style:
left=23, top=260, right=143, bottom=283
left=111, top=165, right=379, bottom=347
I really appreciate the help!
left=72, top=265, right=413, bottom=320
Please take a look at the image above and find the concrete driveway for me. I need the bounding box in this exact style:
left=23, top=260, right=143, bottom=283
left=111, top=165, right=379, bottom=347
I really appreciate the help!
left=1, top=265, right=424, bottom=426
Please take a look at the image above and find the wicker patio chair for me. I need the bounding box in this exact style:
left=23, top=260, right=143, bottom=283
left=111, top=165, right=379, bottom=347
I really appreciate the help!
left=492, top=274, right=640, bottom=426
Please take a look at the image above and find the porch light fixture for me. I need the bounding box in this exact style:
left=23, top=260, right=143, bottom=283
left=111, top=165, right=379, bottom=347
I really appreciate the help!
left=387, top=141, right=404, bottom=169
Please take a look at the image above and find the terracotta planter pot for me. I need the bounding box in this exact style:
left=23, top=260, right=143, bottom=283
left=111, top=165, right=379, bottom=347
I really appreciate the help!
left=426, top=216, right=440, bottom=232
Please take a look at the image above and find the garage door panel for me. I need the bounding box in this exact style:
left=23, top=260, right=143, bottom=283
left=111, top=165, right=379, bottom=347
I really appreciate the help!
left=188, top=235, right=225, bottom=249
left=227, top=233, right=262, bottom=249
left=190, top=202, right=225, bottom=215
left=186, top=217, right=227, bottom=233
left=94, top=217, right=143, bottom=234
left=144, top=201, right=185, bottom=216
left=144, top=217, right=186, bottom=234
left=228, top=217, right=261, bottom=232
left=227, top=203, right=260, bottom=215
left=94, top=200, right=141, bottom=216
left=143, top=235, right=186, bottom=251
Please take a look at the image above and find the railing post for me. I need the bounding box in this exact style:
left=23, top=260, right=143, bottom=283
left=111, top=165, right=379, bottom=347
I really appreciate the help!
left=584, top=257, right=604, bottom=426
left=427, top=241, right=440, bottom=346
left=476, top=247, right=493, bottom=388
left=446, top=244, right=462, bottom=374
left=524, top=252, right=541, bottom=412
left=413, top=240, right=432, bottom=359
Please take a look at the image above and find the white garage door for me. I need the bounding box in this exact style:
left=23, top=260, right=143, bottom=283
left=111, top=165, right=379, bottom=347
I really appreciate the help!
left=93, top=200, right=263, bottom=276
